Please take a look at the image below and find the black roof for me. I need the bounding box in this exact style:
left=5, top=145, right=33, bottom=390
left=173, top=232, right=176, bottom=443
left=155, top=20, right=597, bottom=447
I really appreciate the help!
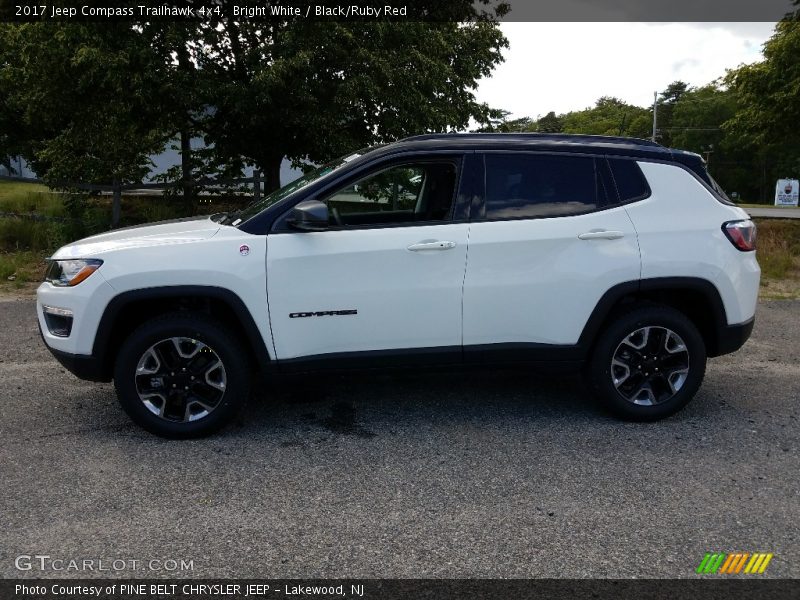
left=371, top=132, right=694, bottom=163
left=403, top=132, right=663, bottom=148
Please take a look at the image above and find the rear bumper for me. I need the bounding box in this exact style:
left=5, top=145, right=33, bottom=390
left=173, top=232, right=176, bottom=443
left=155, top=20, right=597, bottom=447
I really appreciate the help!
left=713, top=317, right=755, bottom=357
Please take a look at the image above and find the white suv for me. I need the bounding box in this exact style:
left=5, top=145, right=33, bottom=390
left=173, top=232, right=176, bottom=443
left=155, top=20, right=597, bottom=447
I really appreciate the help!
left=36, top=134, right=760, bottom=437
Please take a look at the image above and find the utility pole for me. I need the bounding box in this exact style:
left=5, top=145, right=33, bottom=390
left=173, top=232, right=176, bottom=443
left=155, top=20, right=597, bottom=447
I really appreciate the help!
left=651, top=91, right=658, bottom=143
left=703, top=145, right=714, bottom=168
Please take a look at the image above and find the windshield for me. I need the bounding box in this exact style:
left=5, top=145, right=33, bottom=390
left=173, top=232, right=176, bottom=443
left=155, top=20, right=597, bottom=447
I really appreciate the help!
left=227, top=148, right=376, bottom=226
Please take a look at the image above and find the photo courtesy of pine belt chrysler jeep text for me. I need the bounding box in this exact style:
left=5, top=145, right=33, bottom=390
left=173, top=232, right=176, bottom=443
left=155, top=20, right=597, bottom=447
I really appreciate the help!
left=36, top=134, right=760, bottom=438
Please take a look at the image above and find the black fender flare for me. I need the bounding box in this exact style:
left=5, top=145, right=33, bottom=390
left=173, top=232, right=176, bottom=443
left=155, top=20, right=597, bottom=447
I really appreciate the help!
left=578, top=277, right=729, bottom=356
left=92, top=285, right=272, bottom=377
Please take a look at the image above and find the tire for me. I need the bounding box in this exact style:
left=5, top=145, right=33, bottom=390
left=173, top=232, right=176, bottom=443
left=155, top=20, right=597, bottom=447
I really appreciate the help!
left=113, top=313, right=251, bottom=438
left=587, top=304, right=706, bottom=421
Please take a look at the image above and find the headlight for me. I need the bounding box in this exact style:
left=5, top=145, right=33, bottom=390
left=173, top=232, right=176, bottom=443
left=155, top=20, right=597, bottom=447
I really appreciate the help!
left=44, top=259, right=103, bottom=287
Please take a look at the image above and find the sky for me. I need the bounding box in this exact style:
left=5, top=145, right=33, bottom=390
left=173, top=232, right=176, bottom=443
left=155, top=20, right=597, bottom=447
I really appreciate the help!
left=475, top=22, right=776, bottom=120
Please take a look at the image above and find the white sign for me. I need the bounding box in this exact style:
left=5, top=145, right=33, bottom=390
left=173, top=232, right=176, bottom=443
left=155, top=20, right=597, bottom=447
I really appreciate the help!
left=775, top=178, right=799, bottom=206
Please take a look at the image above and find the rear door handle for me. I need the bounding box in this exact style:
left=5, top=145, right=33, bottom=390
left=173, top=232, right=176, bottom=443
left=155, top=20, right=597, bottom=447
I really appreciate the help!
left=578, top=230, right=625, bottom=240
left=407, top=240, right=457, bottom=251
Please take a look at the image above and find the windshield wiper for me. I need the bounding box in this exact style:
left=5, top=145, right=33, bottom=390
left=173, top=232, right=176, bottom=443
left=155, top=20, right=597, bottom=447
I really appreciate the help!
left=211, top=211, right=239, bottom=225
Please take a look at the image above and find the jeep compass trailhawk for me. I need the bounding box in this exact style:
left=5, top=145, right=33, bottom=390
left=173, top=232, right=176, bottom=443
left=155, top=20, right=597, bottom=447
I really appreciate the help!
left=37, top=134, right=759, bottom=437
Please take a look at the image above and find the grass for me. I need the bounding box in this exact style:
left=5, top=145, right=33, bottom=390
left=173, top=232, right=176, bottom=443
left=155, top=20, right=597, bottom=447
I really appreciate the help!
left=754, top=219, right=800, bottom=299
left=0, top=181, right=245, bottom=294
left=0, top=180, right=49, bottom=200
left=0, top=250, right=49, bottom=289
left=0, top=218, right=61, bottom=251
left=0, top=181, right=66, bottom=218
left=0, top=181, right=241, bottom=247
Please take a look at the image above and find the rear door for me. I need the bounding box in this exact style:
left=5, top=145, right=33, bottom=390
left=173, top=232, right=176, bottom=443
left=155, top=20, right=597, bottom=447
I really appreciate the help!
left=267, top=155, right=471, bottom=363
left=462, top=152, right=642, bottom=356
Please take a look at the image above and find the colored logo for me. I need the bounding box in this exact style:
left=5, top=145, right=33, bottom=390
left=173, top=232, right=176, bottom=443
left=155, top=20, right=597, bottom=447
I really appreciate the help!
left=786, top=183, right=794, bottom=194
left=696, top=552, right=774, bottom=574
left=239, top=244, right=250, bottom=256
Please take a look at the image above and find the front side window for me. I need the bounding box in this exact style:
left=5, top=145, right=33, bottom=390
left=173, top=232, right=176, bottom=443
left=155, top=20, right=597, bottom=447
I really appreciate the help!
left=483, top=154, right=604, bottom=220
left=229, top=147, right=377, bottom=226
left=323, top=162, right=457, bottom=227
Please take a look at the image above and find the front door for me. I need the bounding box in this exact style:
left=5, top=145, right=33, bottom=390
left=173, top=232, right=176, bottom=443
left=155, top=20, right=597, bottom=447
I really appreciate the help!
left=267, top=158, right=469, bottom=363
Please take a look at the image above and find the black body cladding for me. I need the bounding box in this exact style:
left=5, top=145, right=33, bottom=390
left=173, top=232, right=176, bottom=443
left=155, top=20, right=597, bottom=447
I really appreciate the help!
left=41, top=275, right=753, bottom=381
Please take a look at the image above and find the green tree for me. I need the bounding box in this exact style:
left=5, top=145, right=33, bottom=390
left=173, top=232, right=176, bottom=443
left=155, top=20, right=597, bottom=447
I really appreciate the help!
left=144, top=22, right=245, bottom=207
left=0, top=23, right=169, bottom=186
left=656, top=80, right=689, bottom=146
left=2, top=3, right=507, bottom=198
left=725, top=19, right=800, bottom=200
left=475, top=110, right=534, bottom=132
left=536, top=111, right=563, bottom=133
left=669, top=85, right=734, bottom=154
left=666, top=84, right=756, bottom=198
left=0, top=35, right=23, bottom=173
left=561, top=97, right=650, bottom=139
left=194, top=16, right=507, bottom=190
left=661, top=80, right=689, bottom=104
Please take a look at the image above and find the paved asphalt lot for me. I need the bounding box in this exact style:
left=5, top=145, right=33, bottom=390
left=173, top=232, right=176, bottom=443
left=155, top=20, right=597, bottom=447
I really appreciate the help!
left=1, top=296, right=798, bottom=579
left=747, top=207, right=800, bottom=219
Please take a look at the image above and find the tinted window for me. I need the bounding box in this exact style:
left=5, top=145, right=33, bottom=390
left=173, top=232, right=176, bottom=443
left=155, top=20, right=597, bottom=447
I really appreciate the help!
left=324, top=162, right=457, bottom=227
left=706, top=171, right=733, bottom=204
left=231, top=146, right=378, bottom=226
left=484, top=154, right=600, bottom=220
left=608, top=159, right=649, bottom=202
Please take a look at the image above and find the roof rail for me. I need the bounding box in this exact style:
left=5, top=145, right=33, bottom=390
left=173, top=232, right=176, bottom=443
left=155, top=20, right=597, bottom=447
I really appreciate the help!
left=402, top=132, right=663, bottom=148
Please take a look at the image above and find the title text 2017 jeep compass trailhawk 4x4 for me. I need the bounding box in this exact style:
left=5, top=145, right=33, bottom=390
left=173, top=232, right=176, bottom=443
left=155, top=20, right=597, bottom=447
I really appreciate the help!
left=37, top=134, right=759, bottom=437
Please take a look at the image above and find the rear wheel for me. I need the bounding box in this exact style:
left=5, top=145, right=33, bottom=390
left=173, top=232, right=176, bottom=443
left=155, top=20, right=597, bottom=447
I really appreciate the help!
left=588, top=305, right=706, bottom=421
left=114, top=313, right=250, bottom=438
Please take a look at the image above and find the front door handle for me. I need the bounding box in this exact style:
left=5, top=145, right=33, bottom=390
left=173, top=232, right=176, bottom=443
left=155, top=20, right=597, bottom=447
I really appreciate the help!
left=407, top=240, right=457, bottom=251
left=578, top=230, right=625, bottom=240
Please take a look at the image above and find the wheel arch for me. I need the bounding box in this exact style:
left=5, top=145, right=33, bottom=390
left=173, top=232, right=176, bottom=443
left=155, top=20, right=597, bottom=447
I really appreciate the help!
left=579, top=277, right=730, bottom=358
left=92, top=286, right=272, bottom=381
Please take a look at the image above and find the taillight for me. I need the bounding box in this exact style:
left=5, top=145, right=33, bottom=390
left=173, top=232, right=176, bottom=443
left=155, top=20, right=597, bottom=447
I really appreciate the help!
left=722, top=220, right=756, bottom=252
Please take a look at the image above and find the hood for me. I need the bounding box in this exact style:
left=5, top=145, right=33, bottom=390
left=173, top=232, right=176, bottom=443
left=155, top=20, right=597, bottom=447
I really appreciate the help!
left=51, top=216, right=221, bottom=259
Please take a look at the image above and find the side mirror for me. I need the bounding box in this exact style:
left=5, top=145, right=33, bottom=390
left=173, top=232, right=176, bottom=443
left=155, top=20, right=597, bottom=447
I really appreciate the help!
left=288, top=200, right=329, bottom=231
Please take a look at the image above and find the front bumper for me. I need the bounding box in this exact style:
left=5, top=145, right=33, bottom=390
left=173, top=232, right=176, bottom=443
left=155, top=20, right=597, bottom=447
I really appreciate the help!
left=36, top=273, right=117, bottom=381
left=36, top=276, right=116, bottom=357
left=38, top=320, right=111, bottom=382
left=49, top=347, right=110, bottom=382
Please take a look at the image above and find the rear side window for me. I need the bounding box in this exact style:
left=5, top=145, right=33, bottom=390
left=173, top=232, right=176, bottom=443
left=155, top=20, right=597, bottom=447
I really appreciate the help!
left=483, top=154, right=603, bottom=220
left=607, top=159, right=650, bottom=202
left=706, top=172, right=734, bottom=205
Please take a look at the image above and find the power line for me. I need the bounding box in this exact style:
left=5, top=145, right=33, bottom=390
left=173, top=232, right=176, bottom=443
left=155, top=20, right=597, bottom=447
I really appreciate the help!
left=659, top=96, right=732, bottom=104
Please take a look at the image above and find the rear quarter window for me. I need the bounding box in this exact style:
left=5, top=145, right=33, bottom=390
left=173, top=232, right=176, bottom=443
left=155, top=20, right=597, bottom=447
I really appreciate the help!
left=607, top=159, right=650, bottom=203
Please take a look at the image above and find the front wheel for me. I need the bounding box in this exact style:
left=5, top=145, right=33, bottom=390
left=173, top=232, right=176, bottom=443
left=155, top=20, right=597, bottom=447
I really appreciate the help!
left=587, top=305, right=707, bottom=421
left=114, top=313, right=251, bottom=438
